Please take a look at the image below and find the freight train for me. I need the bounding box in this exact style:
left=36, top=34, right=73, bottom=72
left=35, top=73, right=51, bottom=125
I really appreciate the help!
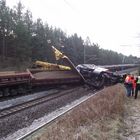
left=100, top=64, right=140, bottom=72
left=0, top=47, right=139, bottom=97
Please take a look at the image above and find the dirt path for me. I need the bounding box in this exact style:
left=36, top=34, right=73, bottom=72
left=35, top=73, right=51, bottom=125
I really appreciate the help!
left=121, top=96, right=140, bottom=140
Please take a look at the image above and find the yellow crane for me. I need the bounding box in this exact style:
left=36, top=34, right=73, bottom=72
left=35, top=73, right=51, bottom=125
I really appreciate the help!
left=35, top=60, right=71, bottom=70
left=34, top=46, right=71, bottom=71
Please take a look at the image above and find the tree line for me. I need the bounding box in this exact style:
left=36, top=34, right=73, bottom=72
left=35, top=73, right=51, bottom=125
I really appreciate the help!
left=0, top=0, right=139, bottom=70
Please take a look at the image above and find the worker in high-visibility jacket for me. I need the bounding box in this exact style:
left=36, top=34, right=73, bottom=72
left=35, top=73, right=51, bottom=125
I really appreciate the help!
left=124, top=74, right=133, bottom=97
left=131, top=76, right=136, bottom=96
left=134, top=76, right=140, bottom=99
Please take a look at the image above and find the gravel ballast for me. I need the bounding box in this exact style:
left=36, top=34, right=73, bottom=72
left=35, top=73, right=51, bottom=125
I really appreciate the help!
left=0, top=86, right=92, bottom=140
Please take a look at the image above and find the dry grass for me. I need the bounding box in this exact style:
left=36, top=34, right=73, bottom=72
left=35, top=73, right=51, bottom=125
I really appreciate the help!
left=28, top=84, right=126, bottom=140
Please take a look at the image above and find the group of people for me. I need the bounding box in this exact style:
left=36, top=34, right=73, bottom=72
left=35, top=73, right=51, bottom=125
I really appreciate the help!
left=124, top=74, right=140, bottom=99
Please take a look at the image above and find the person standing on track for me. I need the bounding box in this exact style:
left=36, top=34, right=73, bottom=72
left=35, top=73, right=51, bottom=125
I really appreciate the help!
left=134, top=76, right=140, bottom=99
left=124, top=74, right=133, bottom=97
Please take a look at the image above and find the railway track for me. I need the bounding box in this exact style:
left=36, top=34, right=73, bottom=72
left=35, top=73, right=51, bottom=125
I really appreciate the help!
left=17, top=89, right=101, bottom=140
left=0, top=87, right=81, bottom=119
left=1, top=67, right=137, bottom=119
left=0, top=85, right=93, bottom=140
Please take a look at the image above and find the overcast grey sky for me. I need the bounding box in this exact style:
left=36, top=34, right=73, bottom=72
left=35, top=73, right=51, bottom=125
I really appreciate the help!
left=7, top=0, right=140, bottom=57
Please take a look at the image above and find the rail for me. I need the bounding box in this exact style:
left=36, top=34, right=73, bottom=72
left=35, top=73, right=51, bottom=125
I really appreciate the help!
left=0, top=88, right=79, bottom=119
left=17, top=89, right=103, bottom=140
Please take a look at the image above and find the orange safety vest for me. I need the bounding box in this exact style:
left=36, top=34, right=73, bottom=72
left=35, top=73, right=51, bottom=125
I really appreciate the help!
left=131, top=78, right=136, bottom=89
left=125, top=75, right=132, bottom=83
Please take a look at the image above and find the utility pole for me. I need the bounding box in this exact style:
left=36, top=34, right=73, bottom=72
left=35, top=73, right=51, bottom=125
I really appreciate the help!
left=84, top=44, right=85, bottom=63
left=122, top=56, right=125, bottom=64
left=84, top=37, right=91, bottom=64
left=122, top=56, right=125, bottom=70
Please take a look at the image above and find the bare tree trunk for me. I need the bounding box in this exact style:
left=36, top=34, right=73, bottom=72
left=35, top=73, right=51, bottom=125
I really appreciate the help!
left=2, top=30, right=5, bottom=60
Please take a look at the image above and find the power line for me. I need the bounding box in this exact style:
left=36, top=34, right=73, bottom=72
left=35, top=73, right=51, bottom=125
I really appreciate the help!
left=64, top=0, right=73, bottom=8
left=63, top=0, right=76, bottom=11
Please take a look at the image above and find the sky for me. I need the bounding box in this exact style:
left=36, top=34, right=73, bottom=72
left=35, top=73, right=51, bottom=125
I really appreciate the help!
left=6, top=0, right=140, bottom=57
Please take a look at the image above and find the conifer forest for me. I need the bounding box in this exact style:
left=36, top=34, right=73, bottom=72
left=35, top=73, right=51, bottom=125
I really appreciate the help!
left=0, top=0, right=139, bottom=70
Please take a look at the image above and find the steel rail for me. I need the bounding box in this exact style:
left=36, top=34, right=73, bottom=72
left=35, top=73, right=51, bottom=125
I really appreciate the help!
left=0, top=87, right=80, bottom=119
left=17, top=89, right=103, bottom=140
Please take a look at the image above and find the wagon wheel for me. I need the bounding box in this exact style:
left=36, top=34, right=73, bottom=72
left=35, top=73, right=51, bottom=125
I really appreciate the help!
left=3, top=88, right=10, bottom=96
left=0, top=90, right=3, bottom=97
left=10, top=88, right=17, bottom=96
left=17, top=86, right=26, bottom=95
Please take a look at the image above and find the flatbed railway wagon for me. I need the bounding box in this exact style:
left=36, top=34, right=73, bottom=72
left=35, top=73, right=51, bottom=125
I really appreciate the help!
left=0, top=58, right=85, bottom=97
left=0, top=71, right=31, bottom=97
